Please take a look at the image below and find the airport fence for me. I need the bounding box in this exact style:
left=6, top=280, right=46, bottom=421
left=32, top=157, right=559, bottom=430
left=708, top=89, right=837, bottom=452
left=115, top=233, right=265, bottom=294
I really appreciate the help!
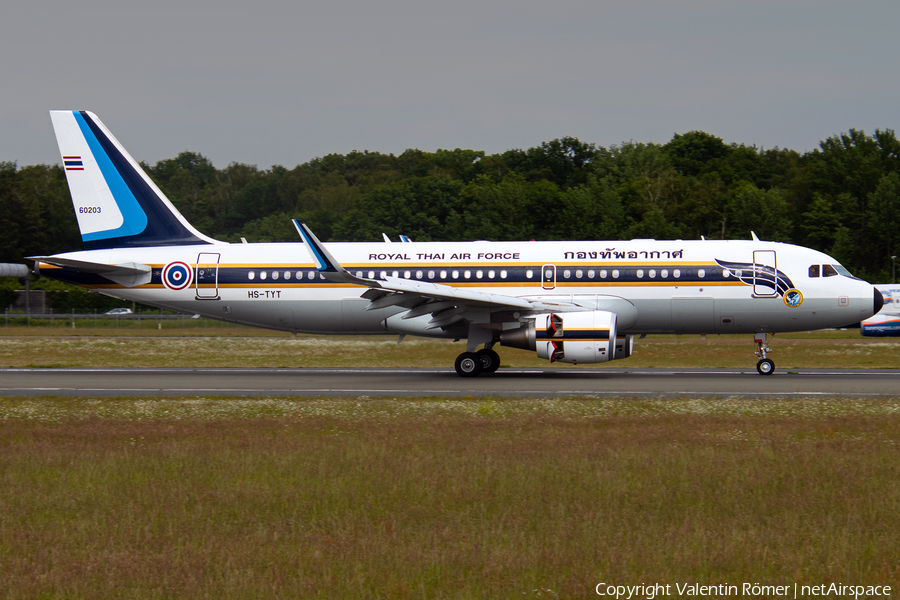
left=1, top=310, right=237, bottom=330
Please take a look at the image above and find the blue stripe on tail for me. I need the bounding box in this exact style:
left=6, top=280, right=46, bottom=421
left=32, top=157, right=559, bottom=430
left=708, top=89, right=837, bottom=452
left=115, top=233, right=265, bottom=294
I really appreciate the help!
left=73, top=111, right=148, bottom=241
left=75, top=111, right=209, bottom=250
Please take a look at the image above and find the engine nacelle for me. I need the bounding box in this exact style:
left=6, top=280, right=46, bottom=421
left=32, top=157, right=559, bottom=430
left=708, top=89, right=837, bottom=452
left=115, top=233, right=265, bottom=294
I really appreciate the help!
left=500, top=310, right=619, bottom=364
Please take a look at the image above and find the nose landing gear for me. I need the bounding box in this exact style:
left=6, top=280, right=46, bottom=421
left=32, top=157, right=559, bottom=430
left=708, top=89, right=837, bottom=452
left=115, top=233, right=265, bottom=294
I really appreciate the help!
left=754, top=332, right=775, bottom=375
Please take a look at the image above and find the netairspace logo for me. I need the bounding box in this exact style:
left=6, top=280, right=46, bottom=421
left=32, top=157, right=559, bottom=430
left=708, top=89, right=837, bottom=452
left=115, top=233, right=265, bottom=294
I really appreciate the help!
left=595, top=582, right=892, bottom=599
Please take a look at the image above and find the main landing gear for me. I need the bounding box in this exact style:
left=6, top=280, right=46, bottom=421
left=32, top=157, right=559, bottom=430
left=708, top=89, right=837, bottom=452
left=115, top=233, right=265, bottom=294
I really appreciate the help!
left=754, top=332, right=775, bottom=375
left=454, top=347, right=501, bottom=377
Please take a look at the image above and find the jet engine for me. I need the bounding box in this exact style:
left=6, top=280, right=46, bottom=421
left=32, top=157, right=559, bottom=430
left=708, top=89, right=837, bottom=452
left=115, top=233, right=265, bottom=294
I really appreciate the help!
left=499, top=310, right=624, bottom=364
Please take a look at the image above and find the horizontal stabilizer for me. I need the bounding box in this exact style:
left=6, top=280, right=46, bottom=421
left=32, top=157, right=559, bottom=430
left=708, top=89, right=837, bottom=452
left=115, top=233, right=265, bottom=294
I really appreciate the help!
left=30, top=256, right=152, bottom=287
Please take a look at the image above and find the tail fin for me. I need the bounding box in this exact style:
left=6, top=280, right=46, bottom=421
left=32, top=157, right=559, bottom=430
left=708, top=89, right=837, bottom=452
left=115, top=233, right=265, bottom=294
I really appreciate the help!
left=49, top=110, right=219, bottom=250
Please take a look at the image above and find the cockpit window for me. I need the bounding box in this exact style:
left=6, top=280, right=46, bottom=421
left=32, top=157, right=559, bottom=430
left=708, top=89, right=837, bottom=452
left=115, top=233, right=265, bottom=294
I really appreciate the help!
left=808, top=265, right=820, bottom=277
left=833, top=264, right=855, bottom=278
left=822, top=264, right=838, bottom=277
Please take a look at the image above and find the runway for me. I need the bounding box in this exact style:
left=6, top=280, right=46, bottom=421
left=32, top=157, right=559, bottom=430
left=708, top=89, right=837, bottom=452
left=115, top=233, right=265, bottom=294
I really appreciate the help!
left=1, top=367, right=899, bottom=397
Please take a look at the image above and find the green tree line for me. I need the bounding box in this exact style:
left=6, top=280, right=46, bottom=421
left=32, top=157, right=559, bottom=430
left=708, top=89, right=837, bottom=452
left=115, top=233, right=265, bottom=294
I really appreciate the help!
left=2, top=128, right=899, bottom=282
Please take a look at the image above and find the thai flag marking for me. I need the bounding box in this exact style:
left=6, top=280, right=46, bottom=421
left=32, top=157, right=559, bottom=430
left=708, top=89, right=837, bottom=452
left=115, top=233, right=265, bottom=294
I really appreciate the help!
left=64, top=155, right=84, bottom=171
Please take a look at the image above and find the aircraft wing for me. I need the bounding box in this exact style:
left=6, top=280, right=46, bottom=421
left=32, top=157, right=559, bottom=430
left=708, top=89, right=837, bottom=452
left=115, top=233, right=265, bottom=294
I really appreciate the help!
left=362, top=276, right=532, bottom=310
left=294, top=220, right=564, bottom=329
left=30, top=256, right=152, bottom=288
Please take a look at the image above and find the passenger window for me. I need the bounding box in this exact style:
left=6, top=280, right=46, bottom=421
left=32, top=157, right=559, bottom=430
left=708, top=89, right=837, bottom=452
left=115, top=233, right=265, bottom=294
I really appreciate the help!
left=823, top=264, right=838, bottom=277
left=809, top=265, right=820, bottom=278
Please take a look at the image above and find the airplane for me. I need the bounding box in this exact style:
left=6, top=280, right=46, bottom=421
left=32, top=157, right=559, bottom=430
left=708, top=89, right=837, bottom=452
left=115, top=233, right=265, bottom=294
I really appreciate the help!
left=861, top=285, right=900, bottom=336
left=31, top=111, right=885, bottom=376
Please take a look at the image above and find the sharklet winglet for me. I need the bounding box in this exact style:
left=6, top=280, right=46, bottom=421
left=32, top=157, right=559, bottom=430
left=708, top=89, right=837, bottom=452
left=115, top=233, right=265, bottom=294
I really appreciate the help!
left=293, top=220, right=379, bottom=287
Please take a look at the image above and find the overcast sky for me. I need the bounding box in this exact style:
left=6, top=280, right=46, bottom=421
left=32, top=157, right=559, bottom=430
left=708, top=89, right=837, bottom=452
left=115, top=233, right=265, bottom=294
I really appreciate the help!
left=2, top=0, right=898, bottom=169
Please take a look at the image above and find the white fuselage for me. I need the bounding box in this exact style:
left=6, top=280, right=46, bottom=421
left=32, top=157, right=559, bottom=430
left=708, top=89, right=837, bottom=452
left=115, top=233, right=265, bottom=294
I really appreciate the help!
left=40, top=238, right=879, bottom=337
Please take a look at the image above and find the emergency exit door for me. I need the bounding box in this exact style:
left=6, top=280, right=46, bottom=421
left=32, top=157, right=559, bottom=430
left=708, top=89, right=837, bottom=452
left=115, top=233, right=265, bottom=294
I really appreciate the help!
left=195, top=253, right=220, bottom=300
left=752, top=250, right=777, bottom=297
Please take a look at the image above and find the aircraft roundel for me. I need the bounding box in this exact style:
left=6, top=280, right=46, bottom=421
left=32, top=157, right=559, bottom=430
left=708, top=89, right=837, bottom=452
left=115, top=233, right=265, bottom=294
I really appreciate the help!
left=783, top=288, right=803, bottom=308
left=162, top=261, right=193, bottom=290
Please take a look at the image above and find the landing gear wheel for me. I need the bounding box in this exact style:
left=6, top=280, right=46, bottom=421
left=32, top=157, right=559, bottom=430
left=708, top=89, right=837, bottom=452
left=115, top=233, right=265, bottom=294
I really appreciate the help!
left=455, top=352, right=483, bottom=377
left=476, top=349, right=501, bottom=373
left=756, top=358, right=775, bottom=376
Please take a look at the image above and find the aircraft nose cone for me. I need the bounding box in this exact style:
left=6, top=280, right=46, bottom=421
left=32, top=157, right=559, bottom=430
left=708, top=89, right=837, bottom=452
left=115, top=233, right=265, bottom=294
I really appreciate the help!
left=874, top=287, right=884, bottom=314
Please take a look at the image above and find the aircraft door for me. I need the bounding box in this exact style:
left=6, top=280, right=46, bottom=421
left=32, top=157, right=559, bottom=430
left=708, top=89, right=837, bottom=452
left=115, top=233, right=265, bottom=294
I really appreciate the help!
left=542, top=264, right=556, bottom=290
left=195, top=252, right=220, bottom=300
left=752, top=250, right=777, bottom=297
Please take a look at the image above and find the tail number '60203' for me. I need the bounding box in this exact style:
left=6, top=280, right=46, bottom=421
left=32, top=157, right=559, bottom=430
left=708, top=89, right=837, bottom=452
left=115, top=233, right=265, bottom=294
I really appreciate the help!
left=78, top=206, right=101, bottom=213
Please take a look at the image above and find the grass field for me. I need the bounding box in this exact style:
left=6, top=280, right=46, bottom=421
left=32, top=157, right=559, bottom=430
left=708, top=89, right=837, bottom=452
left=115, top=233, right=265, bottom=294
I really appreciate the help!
left=1, top=396, right=899, bottom=599
left=1, top=326, right=899, bottom=369
left=2, top=331, right=899, bottom=598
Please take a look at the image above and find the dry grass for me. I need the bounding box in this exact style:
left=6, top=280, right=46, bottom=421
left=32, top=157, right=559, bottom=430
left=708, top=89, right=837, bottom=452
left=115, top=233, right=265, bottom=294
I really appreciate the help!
left=1, top=396, right=899, bottom=599
left=0, top=322, right=286, bottom=336
left=1, top=329, right=898, bottom=369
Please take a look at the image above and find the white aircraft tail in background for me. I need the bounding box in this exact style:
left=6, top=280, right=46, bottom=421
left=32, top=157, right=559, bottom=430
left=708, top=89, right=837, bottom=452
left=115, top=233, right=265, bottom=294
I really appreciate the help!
left=861, top=285, right=900, bottom=336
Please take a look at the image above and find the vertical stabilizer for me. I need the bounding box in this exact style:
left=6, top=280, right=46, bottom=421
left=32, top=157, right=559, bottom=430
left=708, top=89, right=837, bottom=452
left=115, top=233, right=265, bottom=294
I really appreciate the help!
left=49, top=110, right=219, bottom=249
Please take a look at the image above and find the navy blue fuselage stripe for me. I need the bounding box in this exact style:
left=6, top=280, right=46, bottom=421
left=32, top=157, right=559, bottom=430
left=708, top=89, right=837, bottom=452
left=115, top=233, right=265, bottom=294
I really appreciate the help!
left=537, top=330, right=610, bottom=340
left=78, top=111, right=209, bottom=251
left=43, top=262, right=758, bottom=289
left=209, top=264, right=740, bottom=286
left=714, top=259, right=794, bottom=295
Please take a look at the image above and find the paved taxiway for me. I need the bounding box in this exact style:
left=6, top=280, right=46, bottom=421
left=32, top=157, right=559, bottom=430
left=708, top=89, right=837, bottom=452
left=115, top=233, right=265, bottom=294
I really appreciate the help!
left=1, top=368, right=898, bottom=397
